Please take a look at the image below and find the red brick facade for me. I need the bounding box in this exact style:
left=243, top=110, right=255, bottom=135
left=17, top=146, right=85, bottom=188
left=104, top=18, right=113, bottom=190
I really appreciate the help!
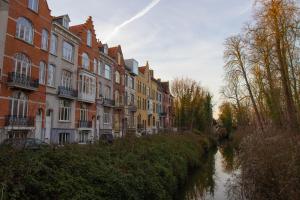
left=0, top=0, right=52, bottom=140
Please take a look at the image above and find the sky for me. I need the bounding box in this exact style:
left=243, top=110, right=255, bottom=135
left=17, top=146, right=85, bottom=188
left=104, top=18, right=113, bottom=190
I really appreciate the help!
left=47, top=0, right=253, bottom=116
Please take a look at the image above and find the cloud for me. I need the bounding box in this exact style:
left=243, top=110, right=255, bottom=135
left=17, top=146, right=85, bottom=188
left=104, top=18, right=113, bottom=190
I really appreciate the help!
left=104, top=0, right=162, bottom=43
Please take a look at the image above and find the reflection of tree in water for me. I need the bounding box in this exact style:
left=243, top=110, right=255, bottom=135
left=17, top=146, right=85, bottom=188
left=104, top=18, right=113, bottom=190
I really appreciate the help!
left=183, top=148, right=217, bottom=200
left=219, top=142, right=236, bottom=173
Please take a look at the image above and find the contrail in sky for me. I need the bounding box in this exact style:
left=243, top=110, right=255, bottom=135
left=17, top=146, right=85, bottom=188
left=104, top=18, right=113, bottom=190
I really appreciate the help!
left=104, top=0, right=162, bottom=43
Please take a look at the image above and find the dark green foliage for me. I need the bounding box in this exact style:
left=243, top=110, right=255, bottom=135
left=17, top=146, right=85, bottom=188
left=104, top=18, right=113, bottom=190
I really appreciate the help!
left=0, top=134, right=210, bottom=200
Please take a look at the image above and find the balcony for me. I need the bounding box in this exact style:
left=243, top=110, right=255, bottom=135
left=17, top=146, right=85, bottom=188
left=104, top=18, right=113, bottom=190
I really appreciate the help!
left=5, top=115, right=35, bottom=127
left=78, top=120, right=92, bottom=129
left=78, top=92, right=96, bottom=103
left=128, top=104, right=137, bottom=112
left=7, top=72, right=39, bottom=91
left=160, top=112, right=167, bottom=117
left=103, top=98, right=115, bottom=108
left=58, top=86, right=78, bottom=100
left=114, top=101, right=124, bottom=110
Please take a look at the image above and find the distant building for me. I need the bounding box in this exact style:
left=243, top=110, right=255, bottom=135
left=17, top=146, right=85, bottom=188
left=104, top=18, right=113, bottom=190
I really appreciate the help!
left=108, top=46, right=125, bottom=137
left=125, top=59, right=139, bottom=135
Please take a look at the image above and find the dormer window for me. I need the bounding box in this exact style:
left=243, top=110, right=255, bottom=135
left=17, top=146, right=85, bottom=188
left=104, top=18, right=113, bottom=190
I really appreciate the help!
left=87, top=30, right=92, bottom=47
left=28, top=0, right=39, bottom=12
left=103, top=45, right=108, bottom=54
left=63, top=17, right=69, bottom=29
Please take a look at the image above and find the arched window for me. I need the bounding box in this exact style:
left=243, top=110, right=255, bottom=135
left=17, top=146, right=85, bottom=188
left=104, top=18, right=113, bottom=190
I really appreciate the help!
left=41, top=29, right=48, bottom=50
left=115, top=71, right=120, bottom=84
left=11, top=91, right=28, bottom=117
left=87, top=30, right=92, bottom=47
left=39, top=61, right=46, bottom=84
left=82, top=53, right=90, bottom=69
left=28, top=0, right=39, bottom=12
left=16, top=17, right=33, bottom=44
left=14, top=53, right=31, bottom=77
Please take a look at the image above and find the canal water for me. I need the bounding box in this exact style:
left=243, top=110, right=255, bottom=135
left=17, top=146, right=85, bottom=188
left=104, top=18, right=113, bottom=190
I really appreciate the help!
left=179, top=143, right=239, bottom=200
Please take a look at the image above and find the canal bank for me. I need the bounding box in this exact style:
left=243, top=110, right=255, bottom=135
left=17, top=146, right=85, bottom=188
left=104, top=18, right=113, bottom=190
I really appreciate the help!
left=178, top=142, right=239, bottom=200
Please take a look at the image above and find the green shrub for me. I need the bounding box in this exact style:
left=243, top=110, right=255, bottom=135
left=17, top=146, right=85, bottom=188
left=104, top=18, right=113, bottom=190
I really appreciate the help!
left=0, top=133, right=211, bottom=200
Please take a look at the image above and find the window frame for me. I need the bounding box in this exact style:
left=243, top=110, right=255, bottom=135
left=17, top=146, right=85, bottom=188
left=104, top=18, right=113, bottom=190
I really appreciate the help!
left=59, top=100, right=71, bottom=122
left=41, top=29, right=49, bottom=50
left=39, top=61, right=46, bottom=85
left=50, top=34, right=58, bottom=55
left=16, top=17, right=34, bottom=44
left=62, top=41, right=74, bottom=63
left=47, top=64, right=56, bottom=87
left=28, top=0, right=39, bottom=12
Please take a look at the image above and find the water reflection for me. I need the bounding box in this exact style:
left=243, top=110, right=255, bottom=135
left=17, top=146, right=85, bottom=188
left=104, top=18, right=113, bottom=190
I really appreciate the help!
left=181, top=142, right=238, bottom=200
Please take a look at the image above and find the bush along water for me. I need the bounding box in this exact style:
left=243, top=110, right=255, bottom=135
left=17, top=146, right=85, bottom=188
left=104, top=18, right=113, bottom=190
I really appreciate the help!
left=0, top=133, right=212, bottom=200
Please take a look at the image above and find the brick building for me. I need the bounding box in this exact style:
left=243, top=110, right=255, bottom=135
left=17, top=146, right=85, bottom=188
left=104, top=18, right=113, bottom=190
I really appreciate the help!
left=70, top=17, right=98, bottom=143
left=0, top=0, right=52, bottom=142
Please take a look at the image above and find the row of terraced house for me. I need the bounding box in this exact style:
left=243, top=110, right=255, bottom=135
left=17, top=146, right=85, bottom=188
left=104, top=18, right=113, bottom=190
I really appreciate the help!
left=0, top=0, right=175, bottom=144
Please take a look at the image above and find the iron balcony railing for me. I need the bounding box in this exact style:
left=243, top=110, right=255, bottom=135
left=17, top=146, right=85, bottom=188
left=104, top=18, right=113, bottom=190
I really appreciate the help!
left=103, top=98, right=115, bottom=107
left=58, top=86, right=78, bottom=99
left=78, top=120, right=92, bottom=128
left=128, top=103, right=137, bottom=112
left=7, top=72, right=39, bottom=91
left=5, top=115, right=35, bottom=127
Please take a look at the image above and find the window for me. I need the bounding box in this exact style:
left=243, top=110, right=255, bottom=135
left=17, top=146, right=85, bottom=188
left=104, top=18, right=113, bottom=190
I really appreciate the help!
left=104, top=110, right=110, bottom=124
left=50, top=34, right=58, bottom=55
left=104, top=86, right=111, bottom=99
left=10, top=91, right=28, bottom=117
left=115, top=71, right=120, bottom=84
left=105, top=65, right=111, bottom=80
left=125, top=74, right=128, bottom=87
left=82, top=53, right=89, bottom=69
left=98, top=82, right=102, bottom=97
left=62, top=41, right=74, bottom=62
left=93, top=59, right=97, bottom=74
left=41, top=29, right=48, bottom=50
left=14, top=53, right=31, bottom=77
left=63, top=17, right=69, bottom=29
left=47, top=64, right=55, bottom=87
left=80, top=104, right=88, bottom=121
left=59, top=100, right=71, bottom=121
left=79, top=131, right=89, bottom=143
left=39, top=61, right=46, bottom=84
left=16, top=17, right=33, bottom=44
left=59, top=133, right=70, bottom=145
left=97, top=61, right=102, bottom=75
left=61, top=70, right=72, bottom=89
left=87, top=30, right=92, bottom=47
left=28, top=0, right=39, bottom=12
